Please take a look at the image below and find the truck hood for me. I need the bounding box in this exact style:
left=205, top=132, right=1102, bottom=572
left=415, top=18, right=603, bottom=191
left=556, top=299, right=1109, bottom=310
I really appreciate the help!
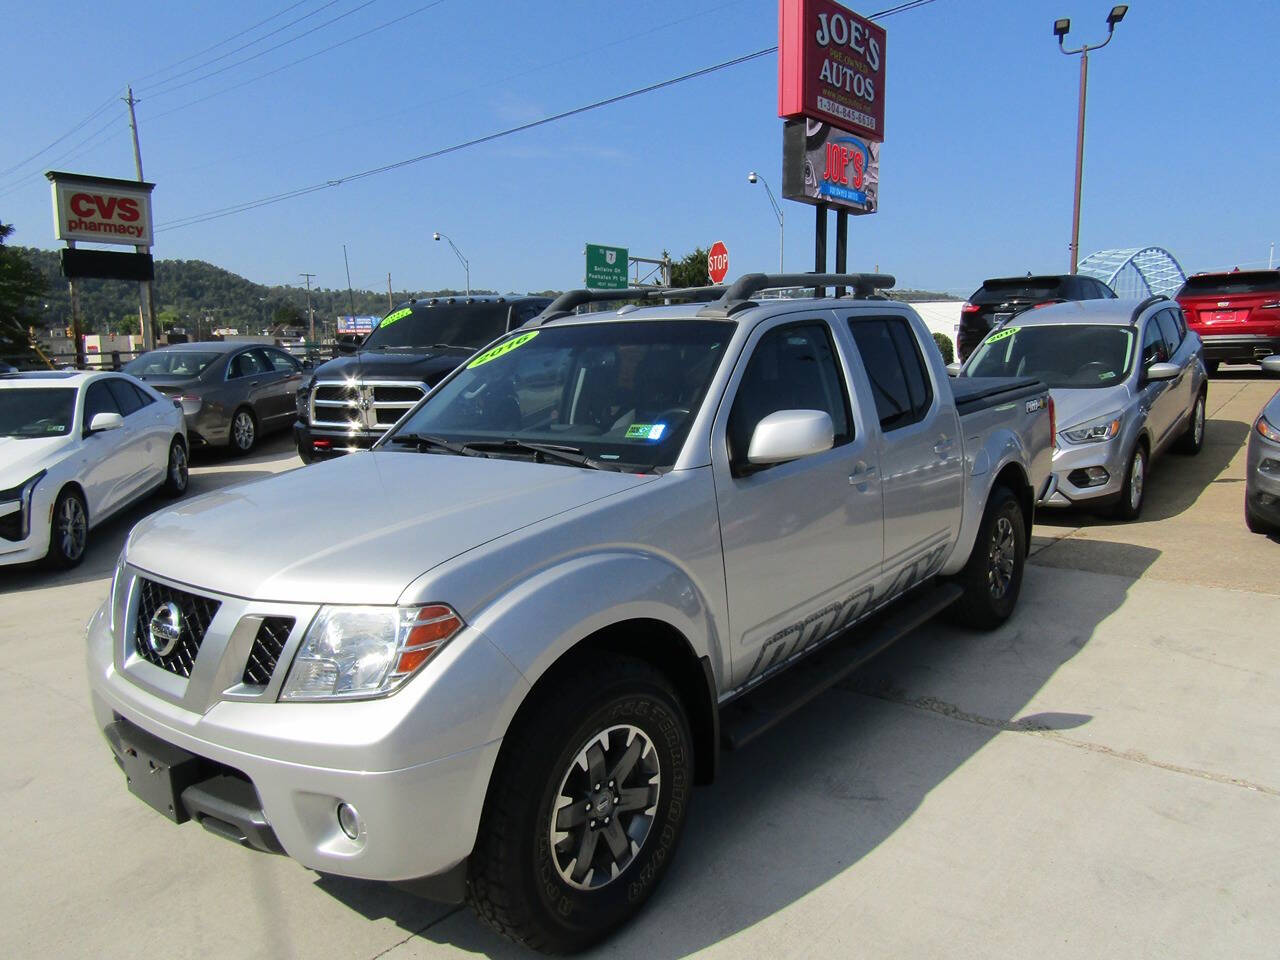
left=0, top=436, right=71, bottom=490
left=1050, top=385, right=1134, bottom=433
left=126, top=451, right=656, bottom=604
left=311, top=349, right=471, bottom=385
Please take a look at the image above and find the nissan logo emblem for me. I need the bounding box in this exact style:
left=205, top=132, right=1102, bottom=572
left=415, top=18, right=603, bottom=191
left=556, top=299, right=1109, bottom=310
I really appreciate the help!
left=148, top=602, right=183, bottom=657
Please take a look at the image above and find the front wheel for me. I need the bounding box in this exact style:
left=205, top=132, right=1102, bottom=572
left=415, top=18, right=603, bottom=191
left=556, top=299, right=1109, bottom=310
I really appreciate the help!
left=162, top=437, right=189, bottom=496
left=469, top=656, right=693, bottom=953
left=1246, top=500, right=1277, bottom=535
left=45, top=488, right=88, bottom=569
left=1112, top=443, right=1147, bottom=521
left=947, top=486, right=1027, bottom=629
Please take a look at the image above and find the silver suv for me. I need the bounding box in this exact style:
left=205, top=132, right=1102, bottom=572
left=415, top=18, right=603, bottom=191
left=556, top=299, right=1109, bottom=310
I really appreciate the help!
left=961, top=295, right=1208, bottom=520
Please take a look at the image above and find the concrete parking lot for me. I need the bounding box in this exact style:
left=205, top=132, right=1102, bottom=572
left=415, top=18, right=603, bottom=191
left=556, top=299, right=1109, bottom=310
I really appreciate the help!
left=2, top=373, right=1277, bottom=959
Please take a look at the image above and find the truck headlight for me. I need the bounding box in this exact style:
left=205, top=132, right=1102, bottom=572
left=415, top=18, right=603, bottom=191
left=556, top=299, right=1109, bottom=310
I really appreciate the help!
left=1061, top=412, right=1122, bottom=444
left=280, top=604, right=463, bottom=701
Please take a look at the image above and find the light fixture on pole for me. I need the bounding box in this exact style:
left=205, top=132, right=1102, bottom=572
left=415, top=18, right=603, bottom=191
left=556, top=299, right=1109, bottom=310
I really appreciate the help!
left=1056, top=5, right=1127, bottom=275
left=433, top=232, right=470, bottom=297
left=747, top=172, right=784, bottom=272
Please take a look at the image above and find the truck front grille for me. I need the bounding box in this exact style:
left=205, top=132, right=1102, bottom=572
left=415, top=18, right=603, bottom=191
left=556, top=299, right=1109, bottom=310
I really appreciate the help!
left=242, top=616, right=296, bottom=686
left=310, top=380, right=427, bottom=431
left=133, top=579, right=221, bottom=678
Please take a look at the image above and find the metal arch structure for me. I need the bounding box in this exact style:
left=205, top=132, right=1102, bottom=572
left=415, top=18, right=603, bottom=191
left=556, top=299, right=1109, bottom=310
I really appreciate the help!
left=1078, top=246, right=1188, bottom=299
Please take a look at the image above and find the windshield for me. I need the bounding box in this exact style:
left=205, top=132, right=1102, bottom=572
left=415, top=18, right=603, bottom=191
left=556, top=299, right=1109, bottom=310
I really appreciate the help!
left=124, top=350, right=221, bottom=377
left=1177, top=271, right=1280, bottom=297
left=0, top=388, right=77, bottom=438
left=389, top=320, right=731, bottom=471
left=363, top=302, right=511, bottom=350
left=970, top=278, right=1065, bottom=305
left=965, top=324, right=1134, bottom=389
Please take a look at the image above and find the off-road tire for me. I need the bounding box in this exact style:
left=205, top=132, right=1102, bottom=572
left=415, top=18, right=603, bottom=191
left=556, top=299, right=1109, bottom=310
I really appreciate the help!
left=1112, top=441, right=1147, bottom=521
left=1175, top=391, right=1206, bottom=455
left=947, top=485, right=1026, bottom=630
left=468, top=655, right=693, bottom=953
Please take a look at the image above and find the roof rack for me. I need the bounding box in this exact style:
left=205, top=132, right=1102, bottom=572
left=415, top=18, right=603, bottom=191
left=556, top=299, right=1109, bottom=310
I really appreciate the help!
left=695, top=272, right=896, bottom=317
left=526, top=285, right=729, bottom=326
left=1129, top=294, right=1168, bottom=324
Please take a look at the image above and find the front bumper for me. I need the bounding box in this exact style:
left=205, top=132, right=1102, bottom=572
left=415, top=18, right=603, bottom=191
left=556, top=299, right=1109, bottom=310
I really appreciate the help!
left=1246, top=432, right=1280, bottom=526
left=294, top=420, right=383, bottom=461
left=0, top=481, right=54, bottom=567
left=1197, top=333, right=1280, bottom=365
left=1037, top=438, right=1129, bottom=508
left=85, top=572, right=526, bottom=883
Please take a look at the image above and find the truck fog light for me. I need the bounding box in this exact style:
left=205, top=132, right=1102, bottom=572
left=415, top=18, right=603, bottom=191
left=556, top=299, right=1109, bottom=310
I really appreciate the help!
left=337, top=802, right=363, bottom=840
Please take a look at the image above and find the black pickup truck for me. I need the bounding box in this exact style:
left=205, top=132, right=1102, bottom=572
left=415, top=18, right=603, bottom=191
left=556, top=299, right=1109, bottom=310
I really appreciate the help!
left=294, top=295, right=550, bottom=461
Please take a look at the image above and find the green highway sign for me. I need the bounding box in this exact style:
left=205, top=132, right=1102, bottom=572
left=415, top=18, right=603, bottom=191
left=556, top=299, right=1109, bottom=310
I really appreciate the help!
left=585, top=243, right=628, bottom=289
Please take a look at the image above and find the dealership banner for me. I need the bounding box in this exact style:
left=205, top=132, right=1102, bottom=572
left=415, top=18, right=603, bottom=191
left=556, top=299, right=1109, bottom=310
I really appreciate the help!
left=48, top=171, right=155, bottom=247
left=781, top=119, right=879, bottom=214
left=778, top=0, right=886, bottom=143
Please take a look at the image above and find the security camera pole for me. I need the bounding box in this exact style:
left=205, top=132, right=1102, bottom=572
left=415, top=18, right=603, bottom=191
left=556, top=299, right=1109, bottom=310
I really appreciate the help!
left=1056, top=5, right=1128, bottom=275
left=434, top=232, right=470, bottom=297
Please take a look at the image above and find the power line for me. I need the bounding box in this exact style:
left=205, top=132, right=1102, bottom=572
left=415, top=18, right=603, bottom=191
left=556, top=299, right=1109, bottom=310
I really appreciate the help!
left=0, top=88, right=124, bottom=180
left=146, top=0, right=446, bottom=122
left=140, top=0, right=384, bottom=99
left=156, top=0, right=943, bottom=231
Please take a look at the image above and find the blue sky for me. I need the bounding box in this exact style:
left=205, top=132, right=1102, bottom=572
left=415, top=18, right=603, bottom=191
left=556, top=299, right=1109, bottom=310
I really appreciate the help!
left=2, top=0, right=1276, bottom=297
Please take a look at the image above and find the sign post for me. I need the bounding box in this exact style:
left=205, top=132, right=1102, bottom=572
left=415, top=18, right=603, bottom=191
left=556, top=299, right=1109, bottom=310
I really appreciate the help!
left=585, top=244, right=629, bottom=289
left=708, top=241, right=730, bottom=285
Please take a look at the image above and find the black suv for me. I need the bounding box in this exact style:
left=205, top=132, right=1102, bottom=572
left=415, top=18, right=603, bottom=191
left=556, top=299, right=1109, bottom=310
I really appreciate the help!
left=295, top=294, right=550, bottom=461
left=958, top=274, right=1116, bottom=361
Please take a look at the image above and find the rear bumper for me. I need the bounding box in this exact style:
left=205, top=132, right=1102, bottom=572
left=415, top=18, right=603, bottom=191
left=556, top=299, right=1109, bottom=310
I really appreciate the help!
left=1195, top=333, right=1280, bottom=364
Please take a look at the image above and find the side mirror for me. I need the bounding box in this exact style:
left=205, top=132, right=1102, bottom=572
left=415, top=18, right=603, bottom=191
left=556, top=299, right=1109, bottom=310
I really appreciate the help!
left=1145, top=362, right=1179, bottom=382
left=747, top=410, right=834, bottom=465
left=88, top=412, right=125, bottom=433
left=1261, top=355, right=1280, bottom=375
left=945, top=362, right=962, bottom=377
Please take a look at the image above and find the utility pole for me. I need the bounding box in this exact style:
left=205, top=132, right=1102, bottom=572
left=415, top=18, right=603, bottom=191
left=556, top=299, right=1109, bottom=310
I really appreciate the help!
left=387, top=272, right=394, bottom=311
left=300, top=272, right=316, bottom=343
left=124, top=86, right=157, bottom=350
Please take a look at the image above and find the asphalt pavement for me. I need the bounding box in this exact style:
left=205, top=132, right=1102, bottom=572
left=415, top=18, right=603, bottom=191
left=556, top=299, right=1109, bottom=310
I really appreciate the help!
left=1, top=373, right=1277, bottom=959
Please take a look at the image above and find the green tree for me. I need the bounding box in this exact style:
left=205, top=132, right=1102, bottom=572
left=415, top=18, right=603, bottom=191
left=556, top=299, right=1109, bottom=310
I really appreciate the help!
left=0, top=222, right=46, bottom=359
left=272, top=303, right=304, bottom=327
left=668, top=248, right=710, bottom=288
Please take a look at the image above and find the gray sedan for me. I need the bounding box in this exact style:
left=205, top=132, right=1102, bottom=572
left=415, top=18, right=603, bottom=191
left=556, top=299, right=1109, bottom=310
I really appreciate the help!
left=123, top=341, right=303, bottom=453
left=960, top=296, right=1208, bottom=520
left=1246, top=355, right=1280, bottom=535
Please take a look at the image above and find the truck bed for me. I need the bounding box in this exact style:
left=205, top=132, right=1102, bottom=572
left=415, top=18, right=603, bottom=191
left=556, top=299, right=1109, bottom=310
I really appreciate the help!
left=951, top=376, right=1046, bottom=417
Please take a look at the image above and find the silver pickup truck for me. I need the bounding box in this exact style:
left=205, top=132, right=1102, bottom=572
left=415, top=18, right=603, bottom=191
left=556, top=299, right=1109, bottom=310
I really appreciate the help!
left=87, top=274, right=1053, bottom=953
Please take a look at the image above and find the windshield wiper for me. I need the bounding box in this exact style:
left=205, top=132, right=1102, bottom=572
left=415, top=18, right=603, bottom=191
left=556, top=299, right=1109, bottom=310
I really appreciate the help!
left=460, top=439, right=623, bottom=472
left=388, top=433, right=490, bottom=457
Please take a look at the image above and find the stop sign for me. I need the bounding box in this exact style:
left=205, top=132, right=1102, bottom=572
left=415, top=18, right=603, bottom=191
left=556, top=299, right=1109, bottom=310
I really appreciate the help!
left=708, top=241, right=729, bottom=284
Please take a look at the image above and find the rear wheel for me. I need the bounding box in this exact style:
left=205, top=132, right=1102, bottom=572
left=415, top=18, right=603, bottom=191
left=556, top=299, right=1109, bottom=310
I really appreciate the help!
left=1112, top=442, right=1147, bottom=521
left=1175, top=392, right=1206, bottom=455
left=230, top=407, right=257, bottom=454
left=947, top=486, right=1026, bottom=629
left=468, top=656, right=693, bottom=953
left=45, top=488, right=88, bottom=569
left=1205, top=360, right=1220, bottom=376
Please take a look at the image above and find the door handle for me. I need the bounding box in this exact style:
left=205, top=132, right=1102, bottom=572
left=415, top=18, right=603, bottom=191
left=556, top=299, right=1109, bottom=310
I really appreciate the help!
left=933, top=436, right=955, bottom=455
left=848, top=461, right=877, bottom=486
left=250, top=380, right=260, bottom=386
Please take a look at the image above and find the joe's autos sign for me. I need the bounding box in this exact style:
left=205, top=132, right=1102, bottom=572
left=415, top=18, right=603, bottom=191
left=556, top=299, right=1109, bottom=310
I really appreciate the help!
left=48, top=171, right=155, bottom=246
left=782, top=119, right=879, bottom=214
left=778, top=0, right=886, bottom=142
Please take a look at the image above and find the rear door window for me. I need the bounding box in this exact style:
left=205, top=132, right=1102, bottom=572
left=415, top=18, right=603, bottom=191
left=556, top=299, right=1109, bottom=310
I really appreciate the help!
left=848, top=316, right=932, bottom=430
left=229, top=350, right=269, bottom=378
left=105, top=378, right=145, bottom=417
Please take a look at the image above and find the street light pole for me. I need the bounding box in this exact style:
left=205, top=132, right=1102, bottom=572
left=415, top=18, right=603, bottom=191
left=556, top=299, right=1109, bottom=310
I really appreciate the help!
left=434, top=232, right=470, bottom=296
left=748, top=172, right=784, bottom=272
left=1055, top=6, right=1127, bottom=275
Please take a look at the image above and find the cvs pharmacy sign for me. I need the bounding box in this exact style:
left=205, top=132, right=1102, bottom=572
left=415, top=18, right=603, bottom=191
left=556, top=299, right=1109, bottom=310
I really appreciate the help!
left=48, top=170, right=155, bottom=246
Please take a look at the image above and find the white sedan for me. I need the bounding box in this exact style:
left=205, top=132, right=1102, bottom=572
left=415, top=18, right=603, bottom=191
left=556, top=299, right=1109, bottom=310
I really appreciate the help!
left=0, top=370, right=188, bottom=568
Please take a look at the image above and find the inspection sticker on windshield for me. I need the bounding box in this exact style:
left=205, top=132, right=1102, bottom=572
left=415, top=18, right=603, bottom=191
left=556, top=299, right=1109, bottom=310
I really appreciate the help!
left=986, top=326, right=1019, bottom=344
left=1099, top=370, right=1116, bottom=380
left=379, top=307, right=413, bottom=328
left=467, top=331, right=539, bottom=368
left=625, top=423, right=666, bottom=440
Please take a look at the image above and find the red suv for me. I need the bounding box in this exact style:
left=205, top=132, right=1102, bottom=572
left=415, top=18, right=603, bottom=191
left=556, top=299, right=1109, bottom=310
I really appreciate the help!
left=1175, top=270, right=1280, bottom=373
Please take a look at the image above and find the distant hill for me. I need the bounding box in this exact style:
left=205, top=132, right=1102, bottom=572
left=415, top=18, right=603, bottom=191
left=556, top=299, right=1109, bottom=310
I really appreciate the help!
left=17, top=247, right=496, bottom=335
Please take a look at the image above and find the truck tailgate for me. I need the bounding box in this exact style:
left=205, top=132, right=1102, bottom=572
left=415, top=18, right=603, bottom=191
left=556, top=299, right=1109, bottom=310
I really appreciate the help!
left=952, top=376, right=1045, bottom=417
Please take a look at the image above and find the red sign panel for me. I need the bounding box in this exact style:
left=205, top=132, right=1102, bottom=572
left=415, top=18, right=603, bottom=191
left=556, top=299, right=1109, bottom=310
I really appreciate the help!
left=708, top=241, right=730, bottom=284
left=778, top=0, right=886, bottom=143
